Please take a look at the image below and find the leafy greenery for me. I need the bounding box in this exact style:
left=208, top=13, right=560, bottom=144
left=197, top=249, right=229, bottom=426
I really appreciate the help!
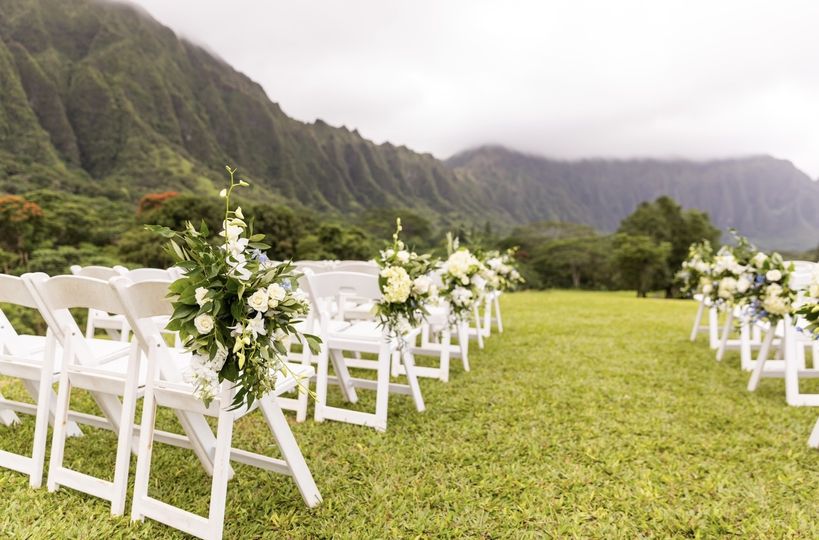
left=148, top=169, right=319, bottom=408
left=2, top=291, right=819, bottom=537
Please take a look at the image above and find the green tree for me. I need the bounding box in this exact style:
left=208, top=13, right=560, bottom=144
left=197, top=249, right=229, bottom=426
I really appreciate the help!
left=618, top=196, right=719, bottom=296
left=531, top=235, right=613, bottom=289
left=612, top=233, right=671, bottom=297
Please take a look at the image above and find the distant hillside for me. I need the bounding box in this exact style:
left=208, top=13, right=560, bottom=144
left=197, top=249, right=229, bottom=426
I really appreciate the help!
left=449, top=146, right=819, bottom=249
left=1, top=0, right=817, bottom=249
left=0, top=0, right=487, bottom=224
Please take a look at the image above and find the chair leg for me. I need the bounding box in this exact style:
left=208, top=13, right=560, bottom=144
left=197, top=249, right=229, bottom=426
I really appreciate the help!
left=439, top=326, right=451, bottom=383
left=810, top=417, right=819, bottom=448
left=111, top=346, right=140, bottom=516
left=716, top=310, right=734, bottom=361
left=494, top=295, right=503, bottom=333
left=472, top=305, right=484, bottom=349
left=314, top=348, right=329, bottom=423
left=483, top=298, right=492, bottom=338
left=748, top=329, right=775, bottom=392
left=47, top=366, right=72, bottom=492
left=458, top=322, right=471, bottom=372
left=259, top=397, right=322, bottom=507
left=30, top=361, right=55, bottom=488
left=708, top=307, right=719, bottom=349
left=784, top=317, right=801, bottom=407
left=690, top=301, right=705, bottom=342
left=401, top=350, right=426, bottom=413
left=373, top=344, right=391, bottom=432
left=740, top=320, right=752, bottom=371
left=390, top=350, right=400, bottom=377
left=207, top=389, right=237, bottom=540
left=131, top=389, right=157, bottom=522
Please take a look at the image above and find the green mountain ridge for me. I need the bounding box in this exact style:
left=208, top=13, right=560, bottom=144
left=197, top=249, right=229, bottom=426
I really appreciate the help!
left=449, top=146, right=819, bottom=249
left=1, top=0, right=817, bottom=249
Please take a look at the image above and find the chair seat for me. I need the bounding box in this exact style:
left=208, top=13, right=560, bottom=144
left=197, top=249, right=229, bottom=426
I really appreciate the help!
left=344, top=301, right=375, bottom=320
left=14, top=334, right=48, bottom=355
left=330, top=321, right=421, bottom=348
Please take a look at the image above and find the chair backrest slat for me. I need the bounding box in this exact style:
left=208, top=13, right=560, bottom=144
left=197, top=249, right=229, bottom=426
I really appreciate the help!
left=70, top=265, right=119, bottom=281
left=305, top=271, right=381, bottom=304
left=333, top=262, right=379, bottom=276
left=111, top=277, right=185, bottom=383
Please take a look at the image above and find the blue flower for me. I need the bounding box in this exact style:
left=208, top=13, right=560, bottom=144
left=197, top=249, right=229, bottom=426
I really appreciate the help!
left=251, top=249, right=270, bottom=264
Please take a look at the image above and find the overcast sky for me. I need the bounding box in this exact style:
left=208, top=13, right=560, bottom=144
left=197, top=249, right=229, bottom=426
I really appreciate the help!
left=129, top=0, right=819, bottom=177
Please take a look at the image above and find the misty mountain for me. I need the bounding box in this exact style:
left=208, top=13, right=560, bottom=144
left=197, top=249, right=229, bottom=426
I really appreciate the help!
left=449, top=146, right=819, bottom=249
left=1, top=0, right=816, bottom=249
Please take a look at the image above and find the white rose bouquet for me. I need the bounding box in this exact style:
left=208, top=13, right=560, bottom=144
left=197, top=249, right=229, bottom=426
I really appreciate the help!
left=676, top=240, right=714, bottom=297
left=484, top=248, right=525, bottom=292
left=795, top=267, right=819, bottom=339
left=148, top=167, right=320, bottom=408
left=440, top=237, right=485, bottom=320
left=702, top=232, right=754, bottom=307
left=374, top=218, right=438, bottom=346
left=734, top=251, right=796, bottom=324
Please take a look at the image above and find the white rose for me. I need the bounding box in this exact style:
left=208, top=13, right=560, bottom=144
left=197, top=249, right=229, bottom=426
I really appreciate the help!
left=766, top=269, right=782, bottom=282
left=396, top=250, right=410, bottom=263
left=718, top=277, right=737, bottom=300
left=412, top=275, right=431, bottom=295
left=736, top=276, right=751, bottom=293
left=702, top=283, right=713, bottom=295
left=472, top=275, right=487, bottom=291
left=194, top=287, right=209, bottom=306
left=194, top=313, right=215, bottom=334
left=752, top=252, right=768, bottom=268
left=247, top=289, right=269, bottom=312
left=267, top=283, right=287, bottom=308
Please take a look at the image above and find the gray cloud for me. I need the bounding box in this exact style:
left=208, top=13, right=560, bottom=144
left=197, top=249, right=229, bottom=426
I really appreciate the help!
left=128, top=0, right=819, bottom=177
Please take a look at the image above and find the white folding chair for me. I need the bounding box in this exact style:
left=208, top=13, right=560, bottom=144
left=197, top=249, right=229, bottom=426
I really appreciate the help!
left=0, top=274, right=85, bottom=488
left=24, top=273, right=201, bottom=515
left=715, top=305, right=764, bottom=369
left=112, top=278, right=321, bottom=540
left=747, top=262, right=819, bottom=405
left=70, top=265, right=130, bottom=341
left=482, top=290, right=503, bottom=336
left=690, top=294, right=720, bottom=349
left=306, top=271, right=425, bottom=432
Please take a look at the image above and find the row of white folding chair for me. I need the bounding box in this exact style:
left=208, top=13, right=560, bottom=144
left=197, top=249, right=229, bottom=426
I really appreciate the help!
left=69, top=265, right=180, bottom=341
left=0, top=273, right=320, bottom=540
left=303, top=270, right=426, bottom=432
left=745, top=261, right=819, bottom=406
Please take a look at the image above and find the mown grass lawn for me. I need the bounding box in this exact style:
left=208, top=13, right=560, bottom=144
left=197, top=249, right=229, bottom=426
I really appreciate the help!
left=2, top=290, right=819, bottom=538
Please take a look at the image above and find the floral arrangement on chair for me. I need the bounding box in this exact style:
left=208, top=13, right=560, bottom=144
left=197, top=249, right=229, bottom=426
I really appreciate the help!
left=148, top=167, right=320, bottom=408
left=374, top=218, right=437, bottom=346
left=700, top=232, right=755, bottom=307
left=733, top=251, right=796, bottom=324
left=795, top=267, right=819, bottom=339
left=484, top=248, right=525, bottom=292
left=440, top=236, right=486, bottom=321
left=676, top=240, right=714, bottom=297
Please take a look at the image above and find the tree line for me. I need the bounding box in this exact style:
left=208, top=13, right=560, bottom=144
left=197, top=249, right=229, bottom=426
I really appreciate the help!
left=2, top=189, right=809, bottom=299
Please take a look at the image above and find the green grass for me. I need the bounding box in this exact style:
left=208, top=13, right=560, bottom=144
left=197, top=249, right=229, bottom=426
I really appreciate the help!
left=2, top=290, right=819, bottom=538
